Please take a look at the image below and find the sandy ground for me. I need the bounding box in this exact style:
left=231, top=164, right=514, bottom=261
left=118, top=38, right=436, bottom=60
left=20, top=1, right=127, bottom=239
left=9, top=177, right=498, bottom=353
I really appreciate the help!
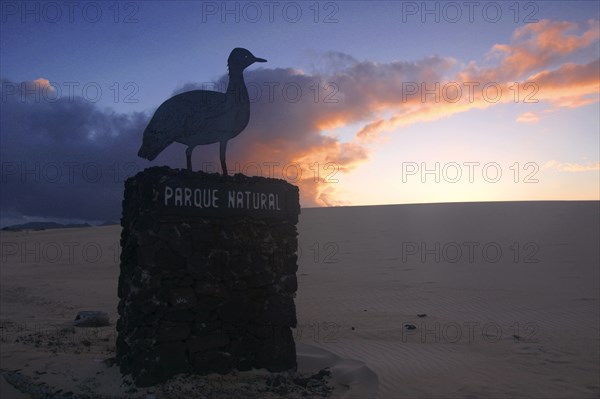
left=1, top=201, right=598, bottom=398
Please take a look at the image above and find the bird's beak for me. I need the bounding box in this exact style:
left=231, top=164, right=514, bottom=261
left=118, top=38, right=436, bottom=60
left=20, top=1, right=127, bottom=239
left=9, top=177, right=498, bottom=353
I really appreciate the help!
left=253, top=57, right=267, bottom=63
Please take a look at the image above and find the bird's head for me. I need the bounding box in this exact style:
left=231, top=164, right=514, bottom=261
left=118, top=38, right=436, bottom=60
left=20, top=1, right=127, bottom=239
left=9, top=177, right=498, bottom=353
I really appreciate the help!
left=228, top=48, right=267, bottom=73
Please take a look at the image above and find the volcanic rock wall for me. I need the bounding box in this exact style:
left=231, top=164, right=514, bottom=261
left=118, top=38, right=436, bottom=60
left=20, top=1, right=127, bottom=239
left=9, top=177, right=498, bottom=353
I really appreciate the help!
left=116, top=167, right=300, bottom=386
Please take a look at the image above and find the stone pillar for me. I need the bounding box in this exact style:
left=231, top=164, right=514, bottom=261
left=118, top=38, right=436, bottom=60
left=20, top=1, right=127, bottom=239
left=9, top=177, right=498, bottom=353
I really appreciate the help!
left=116, top=166, right=300, bottom=387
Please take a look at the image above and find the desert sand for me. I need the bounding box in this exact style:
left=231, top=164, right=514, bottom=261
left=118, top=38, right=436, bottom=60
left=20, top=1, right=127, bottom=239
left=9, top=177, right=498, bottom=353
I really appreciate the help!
left=1, top=201, right=598, bottom=398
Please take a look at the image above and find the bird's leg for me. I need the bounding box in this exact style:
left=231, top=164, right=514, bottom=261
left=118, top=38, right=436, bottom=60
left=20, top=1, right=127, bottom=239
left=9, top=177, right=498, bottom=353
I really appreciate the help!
left=186, top=146, right=194, bottom=171
left=220, top=140, right=228, bottom=176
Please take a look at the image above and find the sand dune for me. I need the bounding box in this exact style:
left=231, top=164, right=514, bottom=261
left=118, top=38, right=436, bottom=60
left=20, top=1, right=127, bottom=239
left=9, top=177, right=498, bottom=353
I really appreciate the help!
left=1, top=201, right=598, bottom=398
left=295, top=201, right=599, bottom=398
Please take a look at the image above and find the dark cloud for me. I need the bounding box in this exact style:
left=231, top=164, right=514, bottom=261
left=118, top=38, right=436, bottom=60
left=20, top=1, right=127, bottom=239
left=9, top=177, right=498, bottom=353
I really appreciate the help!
left=1, top=78, right=151, bottom=224
left=4, top=22, right=596, bottom=224
left=0, top=50, right=464, bottom=226
left=0, top=64, right=374, bottom=224
left=168, top=66, right=372, bottom=205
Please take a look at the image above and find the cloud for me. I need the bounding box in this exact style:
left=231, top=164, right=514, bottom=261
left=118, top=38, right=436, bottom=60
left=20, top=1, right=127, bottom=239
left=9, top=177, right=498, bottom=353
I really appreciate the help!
left=0, top=48, right=460, bottom=222
left=1, top=19, right=598, bottom=223
left=516, top=112, right=539, bottom=124
left=527, top=59, right=600, bottom=108
left=1, top=78, right=149, bottom=223
left=542, top=160, right=600, bottom=172
left=172, top=67, right=372, bottom=206
left=350, top=19, right=599, bottom=140
left=0, top=68, right=374, bottom=223
left=488, top=19, right=599, bottom=79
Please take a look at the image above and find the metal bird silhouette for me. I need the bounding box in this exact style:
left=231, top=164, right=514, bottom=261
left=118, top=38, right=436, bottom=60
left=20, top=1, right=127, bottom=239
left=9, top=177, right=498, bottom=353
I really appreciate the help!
left=137, top=48, right=267, bottom=175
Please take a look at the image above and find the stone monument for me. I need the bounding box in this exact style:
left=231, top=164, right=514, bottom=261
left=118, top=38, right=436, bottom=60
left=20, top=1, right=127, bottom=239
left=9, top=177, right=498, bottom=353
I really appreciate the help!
left=116, top=49, right=300, bottom=387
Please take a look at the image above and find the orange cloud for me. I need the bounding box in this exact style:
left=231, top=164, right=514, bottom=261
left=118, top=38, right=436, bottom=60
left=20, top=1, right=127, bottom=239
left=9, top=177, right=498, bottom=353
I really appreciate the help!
left=489, top=19, right=599, bottom=78
left=517, top=112, right=539, bottom=124
left=543, top=160, right=600, bottom=172
left=526, top=59, right=600, bottom=108
left=171, top=19, right=598, bottom=207
left=32, top=78, right=53, bottom=90
left=352, top=19, right=599, bottom=140
left=7, top=77, right=57, bottom=100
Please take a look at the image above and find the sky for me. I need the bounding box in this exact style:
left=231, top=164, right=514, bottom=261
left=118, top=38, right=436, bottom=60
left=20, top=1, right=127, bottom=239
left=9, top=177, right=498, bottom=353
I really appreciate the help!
left=1, top=0, right=599, bottom=226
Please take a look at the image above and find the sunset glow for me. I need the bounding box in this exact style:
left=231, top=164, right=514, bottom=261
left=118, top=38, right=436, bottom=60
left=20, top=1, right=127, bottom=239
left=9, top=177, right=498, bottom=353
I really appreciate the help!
left=1, top=1, right=598, bottom=225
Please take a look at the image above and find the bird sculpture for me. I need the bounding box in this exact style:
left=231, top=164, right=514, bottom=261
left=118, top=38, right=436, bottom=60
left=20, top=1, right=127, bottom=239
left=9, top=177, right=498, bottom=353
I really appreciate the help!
left=137, top=48, right=267, bottom=175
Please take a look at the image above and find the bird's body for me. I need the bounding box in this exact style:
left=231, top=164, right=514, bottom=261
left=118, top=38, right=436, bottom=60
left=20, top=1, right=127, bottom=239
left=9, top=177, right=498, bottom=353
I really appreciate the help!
left=138, top=48, right=266, bottom=175
left=146, top=88, right=249, bottom=148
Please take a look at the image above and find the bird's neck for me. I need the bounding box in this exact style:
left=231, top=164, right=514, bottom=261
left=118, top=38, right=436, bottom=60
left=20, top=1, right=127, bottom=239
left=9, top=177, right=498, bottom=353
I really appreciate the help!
left=226, top=70, right=248, bottom=101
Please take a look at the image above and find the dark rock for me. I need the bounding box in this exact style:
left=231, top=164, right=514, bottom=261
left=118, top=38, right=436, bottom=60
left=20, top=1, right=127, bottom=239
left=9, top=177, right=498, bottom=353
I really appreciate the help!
left=126, top=350, right=161, bottom=387
left=186, top=334, right=230, bottom=354
left=130, top=326, right=159, bottom=340
left=193, top=319, right=221, bottom=334
left=195, top=281, right=229, bottom=298
left=230, top=334, right=261, bottom=356
left=192, top=350, right=232, bottom=374
left=154, top=247, right=187, bottom=272
left=283, top=255, right=299, bottom=274
left=260, top=295, right=297, bottom=327
left=207, top=250, right=230, bottom=278
left=279, top=274, right=298, bottom=293
left=163, top=309, right=195, bottom=322
left=195, top=295, right=223, bottom=311
left=156, top=341, right=188, bottom=376
left=248, top=324, right=277, bottom=339
left=247, top=272, right=274, bottom=287
left=169, top=287, right=197, bottom=308
left=102, top=357, right=116, bottom=367
left=237, top=356, right=253, bottom=371
left=158, top=322, right=191, bottom=342
left=162, top=278, right=180, bottom=288
left=116, top=167, right=300, bottom=384
left=255, top=327, right=296, bottom=371
left=140, top=298, right=165, bottom=314
left=217, top=294, right=256, bottom=323
left=311, top=369, right=331, bottom=380
left=293, top=376, right=309, bottom=387
left=74, top=311, right=109, bottom=327
left=221, top=322, right=245, bottom=334
left=269, top=374, right=287, bottom=387
left=226, top=278, right=248, bottom=291
left=186, top=252, right=209, bottom=279
left=179, top=275, right=194, bottom=286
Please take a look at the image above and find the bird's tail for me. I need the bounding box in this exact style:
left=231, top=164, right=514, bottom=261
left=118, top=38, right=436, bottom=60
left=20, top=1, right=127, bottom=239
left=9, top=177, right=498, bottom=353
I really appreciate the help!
left=137, top=143, right=158, bottom=161
left=138, top=127, right=170, bottom=161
